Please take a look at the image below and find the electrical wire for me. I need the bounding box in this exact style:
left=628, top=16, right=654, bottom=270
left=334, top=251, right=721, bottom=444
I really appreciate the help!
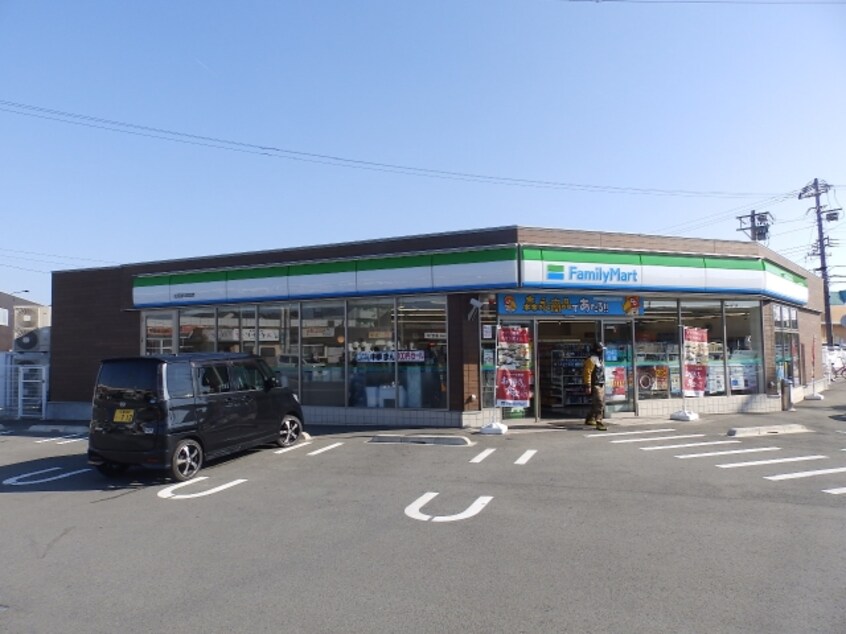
left=0, top=99, right=780, bottom=199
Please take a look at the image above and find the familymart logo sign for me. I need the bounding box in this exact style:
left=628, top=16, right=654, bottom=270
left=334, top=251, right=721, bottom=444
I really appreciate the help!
left=546, top=264, right=639, bottom=285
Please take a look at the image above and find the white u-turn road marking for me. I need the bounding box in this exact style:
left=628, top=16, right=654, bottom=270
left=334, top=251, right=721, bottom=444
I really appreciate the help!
left=404, top=491, right=493, bottom=522
left=157, top=477, right=248, bottom=499
left=3, top=467, right=91, bottom=486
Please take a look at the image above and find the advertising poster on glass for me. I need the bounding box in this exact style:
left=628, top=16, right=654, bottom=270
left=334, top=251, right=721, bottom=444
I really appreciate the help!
left=495, top=325, right=533, bottom=407
left=683, top=327, right=708, bottom=397
left=606, top=366, right=628, bottom=402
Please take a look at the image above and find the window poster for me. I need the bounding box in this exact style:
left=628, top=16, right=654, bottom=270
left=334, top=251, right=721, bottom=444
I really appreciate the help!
left=495, top=325, right=533, bottom=407
left=683, top=327, right=708, bottom=397
left=606, top=366, right=628, bottom=402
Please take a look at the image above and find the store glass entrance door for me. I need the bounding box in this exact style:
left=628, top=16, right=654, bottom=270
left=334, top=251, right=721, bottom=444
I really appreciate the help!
left=602, top=320, right=635, bottom=413
left=537, top=320, right=599, bottom=419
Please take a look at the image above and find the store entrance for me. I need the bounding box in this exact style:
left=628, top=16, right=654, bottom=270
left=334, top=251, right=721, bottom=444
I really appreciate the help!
left=537, top=319, right=635, bottom=419
left=537, top=320, right=598, bottom=419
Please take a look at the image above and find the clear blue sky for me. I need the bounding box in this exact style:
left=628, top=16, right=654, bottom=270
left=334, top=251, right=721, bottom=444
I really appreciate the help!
left=1, top=0, right=844, bottom=306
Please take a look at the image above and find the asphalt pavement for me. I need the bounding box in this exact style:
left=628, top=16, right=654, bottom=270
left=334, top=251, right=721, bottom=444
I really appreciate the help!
left=2, top=378, right=845, bottom=437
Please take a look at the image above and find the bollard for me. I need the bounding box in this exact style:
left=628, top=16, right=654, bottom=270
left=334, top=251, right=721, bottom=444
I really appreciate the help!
left=780, top=379, right=793, bottom=411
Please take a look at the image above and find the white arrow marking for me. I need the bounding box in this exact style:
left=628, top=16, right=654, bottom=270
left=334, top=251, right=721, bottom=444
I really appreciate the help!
left=404, top=491, right=493, bottom=522
left=3, top=467, right=91, bottom=486
left=157, top=477, right=248, bottom=499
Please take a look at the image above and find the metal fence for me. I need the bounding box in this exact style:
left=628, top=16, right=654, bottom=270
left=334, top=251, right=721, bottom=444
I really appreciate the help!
left=0, top=364, right=48, bottom=420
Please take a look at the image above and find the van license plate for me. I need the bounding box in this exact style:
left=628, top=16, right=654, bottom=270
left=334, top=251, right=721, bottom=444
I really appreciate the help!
left=113, top=409, right=134, bottom=423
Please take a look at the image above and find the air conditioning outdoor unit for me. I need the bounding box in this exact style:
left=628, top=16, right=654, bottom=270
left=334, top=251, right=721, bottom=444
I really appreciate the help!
left=13, top=306, right=52, bottom=353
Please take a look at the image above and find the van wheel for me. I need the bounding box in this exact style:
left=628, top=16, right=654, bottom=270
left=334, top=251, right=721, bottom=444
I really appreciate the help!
left=96, top=462, right=129, bottom=477
left=170, top=439, right=203, bottom=481
left=277, top=415, right=303, bottom=447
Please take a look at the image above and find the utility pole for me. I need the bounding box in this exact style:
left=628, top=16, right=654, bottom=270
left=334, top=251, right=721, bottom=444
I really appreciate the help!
left=799, top=178, right=841, bottom=346
left=736, top=210, right=774, bottom=241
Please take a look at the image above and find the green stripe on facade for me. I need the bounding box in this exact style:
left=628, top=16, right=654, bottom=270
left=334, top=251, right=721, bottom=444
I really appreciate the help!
left=703, top=257, right=763, bottom=271
left=641, top=254, right=704, bottom=268
left=227, top=266, right=288, bottom=281
left=134, top=275, right=169, bottom=288
left=170, top=271, right=227, bottom=285
left=762, top=261, right=807, bottom=286
left=432, top=247, right=517, bottom=266
left=540, top=249, right=641, bottom=265
left=288, top=261, right=356, bottom=276
left=357, top=254, right=432, bottom=271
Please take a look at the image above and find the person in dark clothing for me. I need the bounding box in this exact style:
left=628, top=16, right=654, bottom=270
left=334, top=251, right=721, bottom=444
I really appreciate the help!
left=583, top=342, right=607, bottom=431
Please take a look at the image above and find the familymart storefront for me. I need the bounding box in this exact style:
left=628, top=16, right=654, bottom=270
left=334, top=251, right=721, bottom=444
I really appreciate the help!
left=119, top=242, right=814, bottom=428
left=479, top=248, right=812, bottom=422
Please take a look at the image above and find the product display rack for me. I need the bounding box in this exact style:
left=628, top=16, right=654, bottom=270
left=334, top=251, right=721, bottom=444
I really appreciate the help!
left=551, top=343, right=592, bottom=413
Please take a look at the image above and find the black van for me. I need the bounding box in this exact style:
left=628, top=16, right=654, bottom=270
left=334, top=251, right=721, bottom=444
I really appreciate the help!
left=87, top=353, right=304, bottom=481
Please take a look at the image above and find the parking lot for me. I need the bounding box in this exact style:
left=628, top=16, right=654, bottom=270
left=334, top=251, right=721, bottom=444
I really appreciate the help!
left=2, top=387, right=846, bottom=633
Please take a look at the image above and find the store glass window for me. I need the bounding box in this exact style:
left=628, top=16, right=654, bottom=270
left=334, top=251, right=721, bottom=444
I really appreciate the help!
left=397, top=296, right=448, bottom=409
left=239, top=305, right=258, bottom=354
left=680, top=300, right=725, bottom=396
left=479, top=294, right=498, bottom=409
left=724, top=300, right=762, bottom=394
left=217, top=306, right=257, bottom=353
left=179, top=307, right=216, bottom=352
left=634, top=300, right=680, bottom=399
left=300, top=301, right=345, bottom=406
left=348, top=298, right=397, bottom=408
left=144, top=311, right=175, bottom=355
left=258, top=304, right=300, bottom=393
left=773, top=303, right=801, bottom=386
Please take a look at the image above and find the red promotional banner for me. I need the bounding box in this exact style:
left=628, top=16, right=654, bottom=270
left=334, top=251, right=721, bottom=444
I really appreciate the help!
left=683, top=326, right=708, bottom=396
left=495, top=368, right=533, bottom=407
left=495, top=325, right=533, bottom=407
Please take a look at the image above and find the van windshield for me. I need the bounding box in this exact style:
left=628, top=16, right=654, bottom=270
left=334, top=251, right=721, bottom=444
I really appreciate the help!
left=95, top=359, right=161, bottom=403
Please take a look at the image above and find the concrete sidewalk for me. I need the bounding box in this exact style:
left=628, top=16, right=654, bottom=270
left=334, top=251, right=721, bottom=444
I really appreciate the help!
left=2, top=379, right=845, bottom=437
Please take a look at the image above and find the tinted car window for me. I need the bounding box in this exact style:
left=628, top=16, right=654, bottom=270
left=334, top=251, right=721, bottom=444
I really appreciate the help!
left=231, top=362, right=268, bottom=391
left=95, top=359, right=160, bottom=403
left=198, top=365, right=231, bottom=394
left=165, top=363, right=194, bottom=398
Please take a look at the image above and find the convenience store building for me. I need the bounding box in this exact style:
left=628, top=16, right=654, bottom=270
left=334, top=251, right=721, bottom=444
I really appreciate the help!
left=49, top=226, right=825, bottom=426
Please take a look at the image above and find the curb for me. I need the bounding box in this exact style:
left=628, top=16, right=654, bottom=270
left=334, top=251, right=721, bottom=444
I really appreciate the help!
left=727, top=423, right=811, bottom=437
left=370, top=434, right=473, bottom=446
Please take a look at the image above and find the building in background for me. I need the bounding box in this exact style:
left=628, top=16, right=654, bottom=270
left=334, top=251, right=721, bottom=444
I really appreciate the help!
left=0, top=291, right=52, bottom=419
left=47, top=226, right=825, bottom=426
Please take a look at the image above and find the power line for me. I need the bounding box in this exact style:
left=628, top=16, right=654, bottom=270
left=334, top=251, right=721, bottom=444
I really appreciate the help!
left=0, top=99, right=780, bottom=199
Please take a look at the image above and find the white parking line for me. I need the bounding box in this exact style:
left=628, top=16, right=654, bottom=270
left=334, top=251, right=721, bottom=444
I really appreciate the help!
left=823, top=487, right=846, bottom=495
left=718, top=455, right=828, bottom=469
left=307, top=442, right=344, bottom=456
left=765, top=466, right=846, bottom=481
left=470, top=448, right=496, bottom=463
left=35, top=435, right=82, bottom=444
left=641, top=440, right=741, bottom=451
left=586, top=428, right=676, bottom=438
left=57, top=437, right=85, bottom=445
left=274, top=441, right=312, bottom=454
left=611, top=434, right=705, bottom=444
left=676, top=447, right=781, bottom=459
left=514, top=450, right=537, bottom=465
